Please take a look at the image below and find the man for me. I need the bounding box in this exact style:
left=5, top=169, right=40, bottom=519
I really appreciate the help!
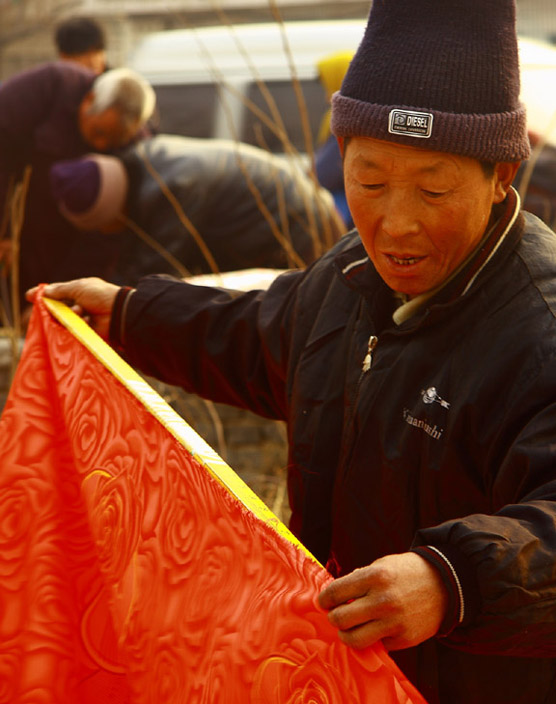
left=54, top=16, right=107, bottom=75
left=0, top=62, right=155, bottom=302
left=28, top=1, right=556, bottom=702
left=48, top=134, right=345, bottom=282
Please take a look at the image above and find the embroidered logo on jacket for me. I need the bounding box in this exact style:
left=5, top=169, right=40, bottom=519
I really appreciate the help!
left=403, top=408, right=444, bottom=441
left=388, top=109, right=434, bottom=138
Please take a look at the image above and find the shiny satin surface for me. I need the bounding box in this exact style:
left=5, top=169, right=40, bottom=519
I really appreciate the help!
left=0, top=293, right=426, bottom=703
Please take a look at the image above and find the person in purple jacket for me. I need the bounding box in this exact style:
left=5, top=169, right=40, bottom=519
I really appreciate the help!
left=0, top=61, right=155, bottom=306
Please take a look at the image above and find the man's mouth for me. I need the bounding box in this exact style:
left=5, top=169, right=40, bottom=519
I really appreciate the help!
left=387, top=254, right=424, bottom=266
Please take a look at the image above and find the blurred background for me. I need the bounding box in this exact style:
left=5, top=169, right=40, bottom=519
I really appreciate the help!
left=1, top=0, right=555, bottom=79
left=1, top=0, right=556, bottom=523
left=1, top=1, right=556, bottom=153
left=0, top=0, right=368, bottom=79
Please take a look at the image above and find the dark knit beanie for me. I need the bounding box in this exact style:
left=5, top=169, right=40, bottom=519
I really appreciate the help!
left=331, top=0, right=531, bottom=162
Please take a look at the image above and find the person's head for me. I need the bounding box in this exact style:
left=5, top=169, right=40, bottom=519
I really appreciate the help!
left=55, top=17, right=107, bottom=74
left=78, top=68, right=156, bottom=151
left=331, top=0, right=529, bottom=297
left=49, top=154, right=129, bottom=233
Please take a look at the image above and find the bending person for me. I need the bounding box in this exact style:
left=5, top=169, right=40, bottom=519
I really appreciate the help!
left=0, top=62, right=155, bottom=302
left=49, top=134, right=346, bottom=281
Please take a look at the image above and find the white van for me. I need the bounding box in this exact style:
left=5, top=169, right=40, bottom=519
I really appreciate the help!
left=519, top=36, right=556, bottom=146
left=127, top=20, right=556, bottom=152
left=126, top=20, right=367, bottom=153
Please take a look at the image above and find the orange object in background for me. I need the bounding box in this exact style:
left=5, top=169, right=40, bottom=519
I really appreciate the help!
left=0, top=293, right=427, bottom=703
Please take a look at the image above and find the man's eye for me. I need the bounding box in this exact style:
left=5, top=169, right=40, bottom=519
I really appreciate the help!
left=362, top=183, right=383, bottom=191
left=423, top=190, right=447, bottom=198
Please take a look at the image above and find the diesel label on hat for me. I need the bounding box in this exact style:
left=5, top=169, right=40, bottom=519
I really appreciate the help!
left=388, top=109, right=434, bottom=138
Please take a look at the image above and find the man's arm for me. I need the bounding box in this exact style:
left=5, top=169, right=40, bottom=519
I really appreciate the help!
left=322, top=392, right=556, bottom=657
left=27, top=270, right=300, bottom=421
left=105, top=272, right=302, bottom=420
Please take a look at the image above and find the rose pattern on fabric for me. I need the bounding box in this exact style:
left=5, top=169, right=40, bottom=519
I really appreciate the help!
left=0, top=646, right=21, bottom=703
left=253, top=637, right=420, bottom=704
left=0, top=469, right=37, bottom=594
left=0, top=296, right=427, bottom=703
left=82, top=469, right=143, bottom=582
left=65, top=367, right=127, bottom=467
left=156, top=444, right=201, bottom=584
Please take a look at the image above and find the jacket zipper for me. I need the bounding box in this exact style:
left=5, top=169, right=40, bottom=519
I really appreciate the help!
left=339, top=333, right=378, bottom=481
left=362, top=335, right=378, bottom=372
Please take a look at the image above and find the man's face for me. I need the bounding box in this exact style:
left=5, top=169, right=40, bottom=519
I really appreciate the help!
left=61, top=50, right=106, bottom=75
left=342, top=136, right=514, bottom=297
left=69, top=49, right=106, bottom=73
left=78, top=95, right=135, bottom=151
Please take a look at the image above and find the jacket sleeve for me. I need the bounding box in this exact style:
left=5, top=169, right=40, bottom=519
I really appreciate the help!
left=412, top=369, right=556, bottom=657
left=110, top=271, right=305, bottom=421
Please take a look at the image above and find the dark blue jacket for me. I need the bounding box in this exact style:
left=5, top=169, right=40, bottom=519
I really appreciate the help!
left=111, top=190, right=556, bottom=703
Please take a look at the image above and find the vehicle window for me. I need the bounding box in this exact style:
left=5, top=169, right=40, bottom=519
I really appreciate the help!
left=242, top=78, right=327, bottom=153
left=153, top=84, right=218, bottom=139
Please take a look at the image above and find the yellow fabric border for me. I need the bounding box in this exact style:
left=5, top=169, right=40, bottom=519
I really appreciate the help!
left=43, top=297, right=319, bottom=565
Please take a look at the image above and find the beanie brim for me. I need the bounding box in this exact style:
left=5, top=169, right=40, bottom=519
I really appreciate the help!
left=331, top=93, right=531, bottom=162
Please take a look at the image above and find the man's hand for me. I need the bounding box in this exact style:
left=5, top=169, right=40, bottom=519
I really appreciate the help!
left=26, top=277, right=120, bottom=340
left=318, top=552, right=448, bottom=651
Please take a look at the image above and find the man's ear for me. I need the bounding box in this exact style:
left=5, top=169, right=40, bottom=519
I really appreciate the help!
left=337, top=136, right=345, bottom=158
left=493, top=161, right=521, bottom=203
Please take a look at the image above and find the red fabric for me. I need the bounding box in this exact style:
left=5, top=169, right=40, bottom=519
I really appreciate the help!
left=0, top=296, right=427, bottom=703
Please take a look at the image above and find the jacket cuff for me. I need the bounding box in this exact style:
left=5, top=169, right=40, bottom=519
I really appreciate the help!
left=108, top=286, right=135, bottom=351
left=411, top=544, right=482, bottom=637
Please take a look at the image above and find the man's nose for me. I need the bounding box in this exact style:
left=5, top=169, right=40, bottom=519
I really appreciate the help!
left=380, top=191, right=420, bottom=238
